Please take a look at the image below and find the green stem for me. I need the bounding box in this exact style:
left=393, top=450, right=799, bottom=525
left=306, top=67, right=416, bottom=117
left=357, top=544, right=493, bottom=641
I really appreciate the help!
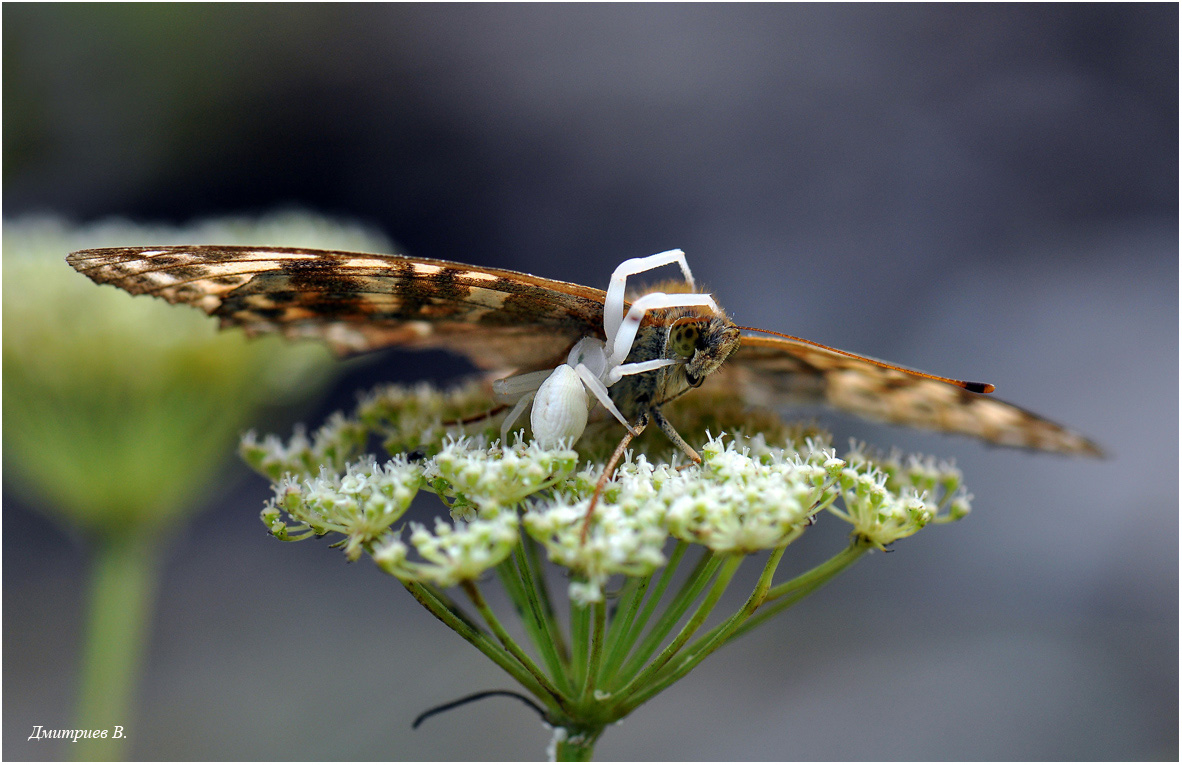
left=622, top=547, right=788, bottom=713
left=725, top=539, right=871, bottom=643
left=460, top=580, right=564, bottom=702
left=569, top=596, right=591, bottom=691
left=524, top=532, right=569, bottom=665
left=696, top=545, right=787, bottom=653
left=598, top=573, right=648, bottom=685
left=74, top=531, right=163, bottom=761
left=615, top=547, right=720, bottom=683
left=403, top=581, right=557, bottom=709
left=498, top=545, right=568, bottom=693
left=614, top=554, right=743, bottom=706
left=553, top=727, right=603, bottom=761
left=580, top=600, right=606, bottom=702
left=603, top=541, right=688, bottom=686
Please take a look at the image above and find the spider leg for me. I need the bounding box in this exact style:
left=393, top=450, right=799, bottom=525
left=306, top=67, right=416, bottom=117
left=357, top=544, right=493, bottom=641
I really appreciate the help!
left=607, top=291, right=720, bottom=368
left=604, top=249, right=695, bottom=345
left=572, top=362, right=639, bottom=435
left=500, top=392, right=536, bottom=446
left=492, top=369, right=553, bottom=397
left=605, top=357, right=679, bottom=385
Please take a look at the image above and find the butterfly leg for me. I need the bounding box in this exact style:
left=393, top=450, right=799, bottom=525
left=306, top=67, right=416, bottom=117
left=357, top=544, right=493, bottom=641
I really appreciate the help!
left=604, top=250, right=696, bottom=343
left=440, top=402, right=511, bottom=428
left=580, top=414, right=649, bottom=543
left=651, top=407, right=701, bottom=464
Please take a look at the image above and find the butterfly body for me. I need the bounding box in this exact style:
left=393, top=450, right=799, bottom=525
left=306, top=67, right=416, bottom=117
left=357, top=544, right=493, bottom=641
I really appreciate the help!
left=65, top=245, right=1101, bottom=457
left=601, top=302, right=740, bottom=454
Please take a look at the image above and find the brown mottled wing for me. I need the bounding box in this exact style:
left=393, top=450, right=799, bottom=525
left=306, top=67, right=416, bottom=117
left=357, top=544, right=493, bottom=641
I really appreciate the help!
left=66, top=246, right=606, bottom=370
left=713, top=334, right=1102, bottom=457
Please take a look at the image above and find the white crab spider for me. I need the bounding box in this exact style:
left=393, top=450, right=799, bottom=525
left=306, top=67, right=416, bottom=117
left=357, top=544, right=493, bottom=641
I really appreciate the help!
left=492, top=249, right=720, bottom=448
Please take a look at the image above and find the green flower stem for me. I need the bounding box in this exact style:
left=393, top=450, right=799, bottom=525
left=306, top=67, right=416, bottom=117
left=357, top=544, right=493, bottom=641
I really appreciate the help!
left=613, top=553, right=743, bottom=707
left=403, top=581, right=557, bottom=710
left=695, top=544, right=788, bottom=654
left=725, top=539, right=872, bottom=644
left=615, top=547, right=721, bottom=683
left=460, top=580, right=565, bottom=703
left=624, top=546, right=789, bottom=712
left=497, top=547, right=569, bottom=694
left=524, top=533, right=570, bottom=665
left=579, top=600, right=607, bottom=703
left=74, top=532, right=162, bottom=761
left=569, top=596, right=591, bottom=691
left=603, top=540, right=688, bottom=686
left=553, top=728, right=603, bottom=761
left=597, top=573, right=649, bottom=685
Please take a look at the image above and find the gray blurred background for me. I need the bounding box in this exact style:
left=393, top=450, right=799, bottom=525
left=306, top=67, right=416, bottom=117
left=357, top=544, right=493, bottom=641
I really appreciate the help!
left=4, top=4, right=1176, bottom=760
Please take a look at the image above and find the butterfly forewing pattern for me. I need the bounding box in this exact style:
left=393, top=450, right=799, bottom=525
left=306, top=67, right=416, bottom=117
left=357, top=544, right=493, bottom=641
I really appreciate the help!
left=66, top=246, right=605, bottom=370
left=66, top=245, right=1101, bottom=457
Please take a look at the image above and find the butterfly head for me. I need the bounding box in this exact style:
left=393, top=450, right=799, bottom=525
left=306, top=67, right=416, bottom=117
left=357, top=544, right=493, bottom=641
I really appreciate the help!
left=667, top=312, right=741, bottom=389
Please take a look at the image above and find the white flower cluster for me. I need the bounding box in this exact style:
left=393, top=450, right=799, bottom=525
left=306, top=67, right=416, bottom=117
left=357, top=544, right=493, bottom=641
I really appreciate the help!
left=522, top=435, right=844, bottom=603
left=665, top=436, right=843, bottom=552
left=356, top=381, right=500, bottom=454
left=523, top=467, right=671, bottom=605
left=261, top=456, right=423, bottom=560
left=241, top=412, right=368, bottom=481
left=828, top=444, right=971, bottom=548
left=372, top=514, right=519, bottom=587
left=428, top=436, right=580, bottom=517
left=246, top=384, right=971, bottom=600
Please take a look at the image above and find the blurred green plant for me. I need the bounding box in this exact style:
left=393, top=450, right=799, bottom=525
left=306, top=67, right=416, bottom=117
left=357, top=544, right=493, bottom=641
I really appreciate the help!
left=3, top=212, right=391, bottom=759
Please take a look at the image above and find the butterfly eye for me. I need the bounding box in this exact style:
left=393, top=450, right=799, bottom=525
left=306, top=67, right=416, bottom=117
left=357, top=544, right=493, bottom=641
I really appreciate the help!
left=684, top=370, right=704, bottom=388
left=670, top=320, right=701, bottom=358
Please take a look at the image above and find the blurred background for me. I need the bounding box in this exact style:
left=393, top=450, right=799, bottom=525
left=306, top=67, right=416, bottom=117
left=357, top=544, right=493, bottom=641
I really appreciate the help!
left=4, top=4, right=1176, bottom=760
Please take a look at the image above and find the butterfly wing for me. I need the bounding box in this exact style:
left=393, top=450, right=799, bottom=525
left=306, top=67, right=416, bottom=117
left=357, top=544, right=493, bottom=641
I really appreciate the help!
left=67, top=246, right=607, bottom=370
left=714, top=334, right=1102, bottom=456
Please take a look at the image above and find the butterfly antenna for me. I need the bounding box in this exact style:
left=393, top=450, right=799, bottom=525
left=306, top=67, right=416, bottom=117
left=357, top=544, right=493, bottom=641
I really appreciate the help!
left=735, top=325, right=996, bottom=394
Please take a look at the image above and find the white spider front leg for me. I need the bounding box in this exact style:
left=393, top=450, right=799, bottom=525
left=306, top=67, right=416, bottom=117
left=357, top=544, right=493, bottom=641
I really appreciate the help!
left=603, top=249, right=696, bottom=344
left=571, top=362, right=639, bottom=436
left=605, top=291, right=720, bottom=369
left=498, top=391, right=536, bottom=445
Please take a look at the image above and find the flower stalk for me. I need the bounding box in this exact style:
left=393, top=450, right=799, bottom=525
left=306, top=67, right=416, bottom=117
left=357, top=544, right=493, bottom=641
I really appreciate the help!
left=73, top=532, right=161, bottom=761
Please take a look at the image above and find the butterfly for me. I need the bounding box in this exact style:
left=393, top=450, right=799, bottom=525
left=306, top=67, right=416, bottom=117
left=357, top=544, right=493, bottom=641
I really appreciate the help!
left=65, top=245, right=1102, bottom=462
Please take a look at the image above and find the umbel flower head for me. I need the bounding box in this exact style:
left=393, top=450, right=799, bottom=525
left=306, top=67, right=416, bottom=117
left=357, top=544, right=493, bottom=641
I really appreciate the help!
left=243, top=379, right=971, bottom=760
left=246, top=381, right=969, bottom=594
